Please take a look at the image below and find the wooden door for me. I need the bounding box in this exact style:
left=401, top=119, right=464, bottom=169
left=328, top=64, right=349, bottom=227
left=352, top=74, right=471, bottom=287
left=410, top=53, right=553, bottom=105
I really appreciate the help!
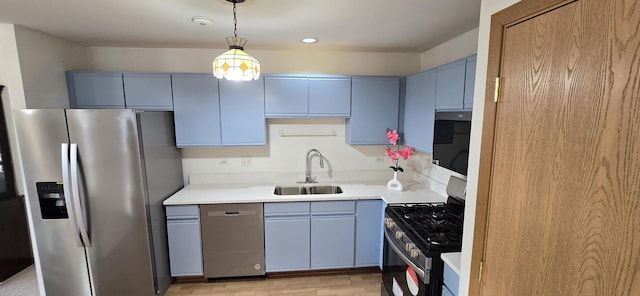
left=473, top=0, right=640, bottom=295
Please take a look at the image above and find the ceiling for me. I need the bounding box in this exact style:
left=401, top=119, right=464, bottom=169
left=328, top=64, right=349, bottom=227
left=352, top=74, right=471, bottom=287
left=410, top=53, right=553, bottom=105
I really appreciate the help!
left=0, top=0, right=481, bottom=53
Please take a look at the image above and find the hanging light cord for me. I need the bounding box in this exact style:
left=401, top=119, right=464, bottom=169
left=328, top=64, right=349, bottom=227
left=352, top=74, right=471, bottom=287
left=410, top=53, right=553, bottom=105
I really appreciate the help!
left=233, top=2, right=238, bottom=38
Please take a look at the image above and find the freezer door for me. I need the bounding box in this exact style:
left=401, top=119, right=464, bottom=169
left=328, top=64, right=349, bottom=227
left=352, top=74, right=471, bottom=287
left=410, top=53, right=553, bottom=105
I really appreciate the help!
left=15, top=109, right=92, bottom=295
left=66, top=109, right=155, bottom=296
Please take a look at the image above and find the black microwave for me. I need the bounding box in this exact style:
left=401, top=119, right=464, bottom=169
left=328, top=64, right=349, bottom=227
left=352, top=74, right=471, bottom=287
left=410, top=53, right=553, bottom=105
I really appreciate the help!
left=432, top=111, right=472, bottom=175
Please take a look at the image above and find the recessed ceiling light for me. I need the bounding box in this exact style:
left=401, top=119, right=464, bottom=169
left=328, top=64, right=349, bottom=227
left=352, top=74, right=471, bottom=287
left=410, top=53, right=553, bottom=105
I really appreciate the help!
left=192, top=16, right=214, bottom=26
left=301, top=38, right=318, bottom=44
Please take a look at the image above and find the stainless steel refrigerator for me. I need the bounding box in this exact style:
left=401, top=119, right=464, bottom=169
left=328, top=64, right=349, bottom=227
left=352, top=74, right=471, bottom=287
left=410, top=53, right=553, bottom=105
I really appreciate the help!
left=15, top=109, right=184, bottom=296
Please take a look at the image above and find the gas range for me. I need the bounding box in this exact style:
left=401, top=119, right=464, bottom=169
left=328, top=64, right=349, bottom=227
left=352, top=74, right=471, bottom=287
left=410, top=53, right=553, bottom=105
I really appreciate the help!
left=385, top=198, right=464, bottom=256
left=382, top=196, right=465, bottom=296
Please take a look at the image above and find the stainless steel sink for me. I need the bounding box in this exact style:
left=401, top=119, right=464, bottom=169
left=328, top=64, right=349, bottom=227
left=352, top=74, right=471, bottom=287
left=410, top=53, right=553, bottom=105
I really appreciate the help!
left=273, top=186, right=307, bottom=195
left=306, top=185, right=343, bottom=194
left=273, top=185, right=343, bottom=195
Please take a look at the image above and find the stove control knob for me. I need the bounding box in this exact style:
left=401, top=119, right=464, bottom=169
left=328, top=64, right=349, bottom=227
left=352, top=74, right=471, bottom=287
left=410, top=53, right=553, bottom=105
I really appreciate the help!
left=395, top=231, right=404, bottom=239
left=410, top=248, right=420, bottom=258
left=384, top=218, right=394, bottom=228
left=405, top=243, right=416, bottom=252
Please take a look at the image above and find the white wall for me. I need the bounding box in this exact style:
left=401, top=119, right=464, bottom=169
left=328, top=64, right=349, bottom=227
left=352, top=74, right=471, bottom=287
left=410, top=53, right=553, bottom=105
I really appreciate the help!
left=87, top=46, right=421, bottom=76
left=420, top=27, right=480, bottom=71
left=182, top=118, right=400, bottom=185
left=14, top=26, right=87, bottom=108
left=459, top=1, right=521, bottom=296
left=1, top=24, right=89, bottom=296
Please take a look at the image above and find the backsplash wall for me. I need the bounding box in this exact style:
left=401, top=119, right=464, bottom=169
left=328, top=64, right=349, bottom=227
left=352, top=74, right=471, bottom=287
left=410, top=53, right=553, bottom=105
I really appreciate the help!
left=180, top=118, right=460, bottom=194
left=181, top=118, right=392, bottom=184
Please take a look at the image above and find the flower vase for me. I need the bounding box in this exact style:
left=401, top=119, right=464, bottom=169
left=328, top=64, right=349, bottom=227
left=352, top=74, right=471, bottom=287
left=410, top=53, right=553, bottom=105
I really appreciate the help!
left=387, top=171, right=403, bottom=191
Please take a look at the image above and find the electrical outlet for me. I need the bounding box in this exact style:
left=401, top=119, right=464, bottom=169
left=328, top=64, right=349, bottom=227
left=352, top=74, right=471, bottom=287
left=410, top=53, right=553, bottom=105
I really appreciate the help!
left=241, top=157, right=252, bottom=167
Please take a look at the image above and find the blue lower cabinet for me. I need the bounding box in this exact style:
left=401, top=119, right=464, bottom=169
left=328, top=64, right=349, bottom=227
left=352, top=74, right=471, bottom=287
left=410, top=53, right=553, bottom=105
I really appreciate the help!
left=442, top=285, right=455, bottom=296
left=264, top=217, right=311, bottom=272
left=166, top=205, right=203, bottom=276
left=355, top=200, right=383, bottom=267
left=443, top=263, right=460, bottom=296
left=310, top=215, right=355, bottom=269
left=264, top=202, right=311, bottom=272
left=265, top=201, right=363, bottom=272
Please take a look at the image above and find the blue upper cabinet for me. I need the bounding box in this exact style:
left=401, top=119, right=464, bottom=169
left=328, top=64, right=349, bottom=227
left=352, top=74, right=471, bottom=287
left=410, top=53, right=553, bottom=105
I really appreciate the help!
left=347, top=76, right=400, bottom=145
left=219, top=78, right=266, bottom=146
left=464, top=55, right=477, bottom=110
left=435, top=59, right=466, bottom=110
left=308, top=77, right=351, bottom=117
left=122, top=73, right=173, bottom=110
left=264, top=76, right=308, bottom=117
left=171, top=74, right=222, bottom=147
left=404, top=70, right=437, bottom=154
left=67, top=72, right=126, bottom=108
left=265, top=75, right=352, bottom=118
left=67, top=71, right=174, bottom=110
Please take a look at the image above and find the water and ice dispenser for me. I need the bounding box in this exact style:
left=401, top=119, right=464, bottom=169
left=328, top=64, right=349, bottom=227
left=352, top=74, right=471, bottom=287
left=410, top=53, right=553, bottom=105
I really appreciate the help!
left=36, top=182, right=68, bottom=219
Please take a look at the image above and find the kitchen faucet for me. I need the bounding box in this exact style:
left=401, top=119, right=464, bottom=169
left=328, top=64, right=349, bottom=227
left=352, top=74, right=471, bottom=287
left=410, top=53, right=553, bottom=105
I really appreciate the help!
left=304, top=149, right=324, bottom=183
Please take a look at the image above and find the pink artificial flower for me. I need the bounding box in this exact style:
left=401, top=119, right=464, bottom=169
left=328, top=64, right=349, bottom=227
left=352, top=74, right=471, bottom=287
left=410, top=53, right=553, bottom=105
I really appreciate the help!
left=385, top=148, right=400, bottom=163
left=399, top=147, right=415, bottom=160
left=386, top=130, right=400, bottom=145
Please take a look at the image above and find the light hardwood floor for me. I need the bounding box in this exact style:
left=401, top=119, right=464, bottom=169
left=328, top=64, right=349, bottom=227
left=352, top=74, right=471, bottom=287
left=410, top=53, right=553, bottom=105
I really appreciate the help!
left=165, top=272, right=381, bottom=296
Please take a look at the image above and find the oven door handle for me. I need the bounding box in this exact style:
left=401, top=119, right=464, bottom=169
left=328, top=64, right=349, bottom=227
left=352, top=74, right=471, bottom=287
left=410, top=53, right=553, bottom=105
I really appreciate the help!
left=384, top=229, right=426, bottom=282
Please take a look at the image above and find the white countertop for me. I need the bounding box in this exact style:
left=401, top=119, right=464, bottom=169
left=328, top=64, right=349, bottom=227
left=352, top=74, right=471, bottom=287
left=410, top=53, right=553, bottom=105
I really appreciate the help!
left=163, top=180, right=447, bottom=205
left=441, top=252, right=461, bottom=275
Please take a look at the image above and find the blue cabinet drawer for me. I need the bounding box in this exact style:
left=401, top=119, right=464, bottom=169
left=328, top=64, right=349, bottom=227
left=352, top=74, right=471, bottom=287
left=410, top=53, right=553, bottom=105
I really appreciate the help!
left=443, top=263, right=460, bottom=296
left=264, top=202, right=310, bottom=216
left=166, top=205, right=200, bottom=219
left=310, top=201, right=356, bottom=215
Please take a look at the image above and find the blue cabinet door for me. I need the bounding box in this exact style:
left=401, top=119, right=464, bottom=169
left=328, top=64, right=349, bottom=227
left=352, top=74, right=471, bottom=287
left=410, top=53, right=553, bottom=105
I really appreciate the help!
left=310, top=215, right=355, bottom=269
left=264, top=76, right=308, bottom=117
left=67, top=72, right=125, bottom=108
left=171, top=74, right=221, bottom=147
left=464, top=55, right=477, bottom=110
left=347, top=77, right=400, bottom=145
left=264, top=217, right=311, bottom=272
left=308, top=77, right=351, bottom=117
left=443, top=263, right=460, bottom=296
left=355, top=200, right=383, bottom=267
left=219, top=78, right=266, bottom=145
left=435, top=59, right=466, bottom=110
left=442, top=285, right=455, bottom=296
left=123, top=73, right=173, bottom=110
left=166, top=220, right=203, bottom=276
left=404, top=70, right=437, bottom=154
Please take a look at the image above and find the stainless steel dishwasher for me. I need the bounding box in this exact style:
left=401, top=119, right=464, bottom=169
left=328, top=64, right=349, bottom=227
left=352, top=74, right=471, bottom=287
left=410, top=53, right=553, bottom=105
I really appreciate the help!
left=200, top=203, right=265, bottom=278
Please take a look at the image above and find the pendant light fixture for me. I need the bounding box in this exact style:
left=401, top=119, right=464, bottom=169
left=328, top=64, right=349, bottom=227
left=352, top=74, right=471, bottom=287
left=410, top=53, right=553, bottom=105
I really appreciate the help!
left=212, top=0, right=260, bottom=81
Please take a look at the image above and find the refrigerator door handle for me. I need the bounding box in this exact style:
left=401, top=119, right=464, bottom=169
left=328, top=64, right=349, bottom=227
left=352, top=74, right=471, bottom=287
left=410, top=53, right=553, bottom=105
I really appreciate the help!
left=70, top=143, right=91, bottom=247
left=61, top=143, right=84, bottom=247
